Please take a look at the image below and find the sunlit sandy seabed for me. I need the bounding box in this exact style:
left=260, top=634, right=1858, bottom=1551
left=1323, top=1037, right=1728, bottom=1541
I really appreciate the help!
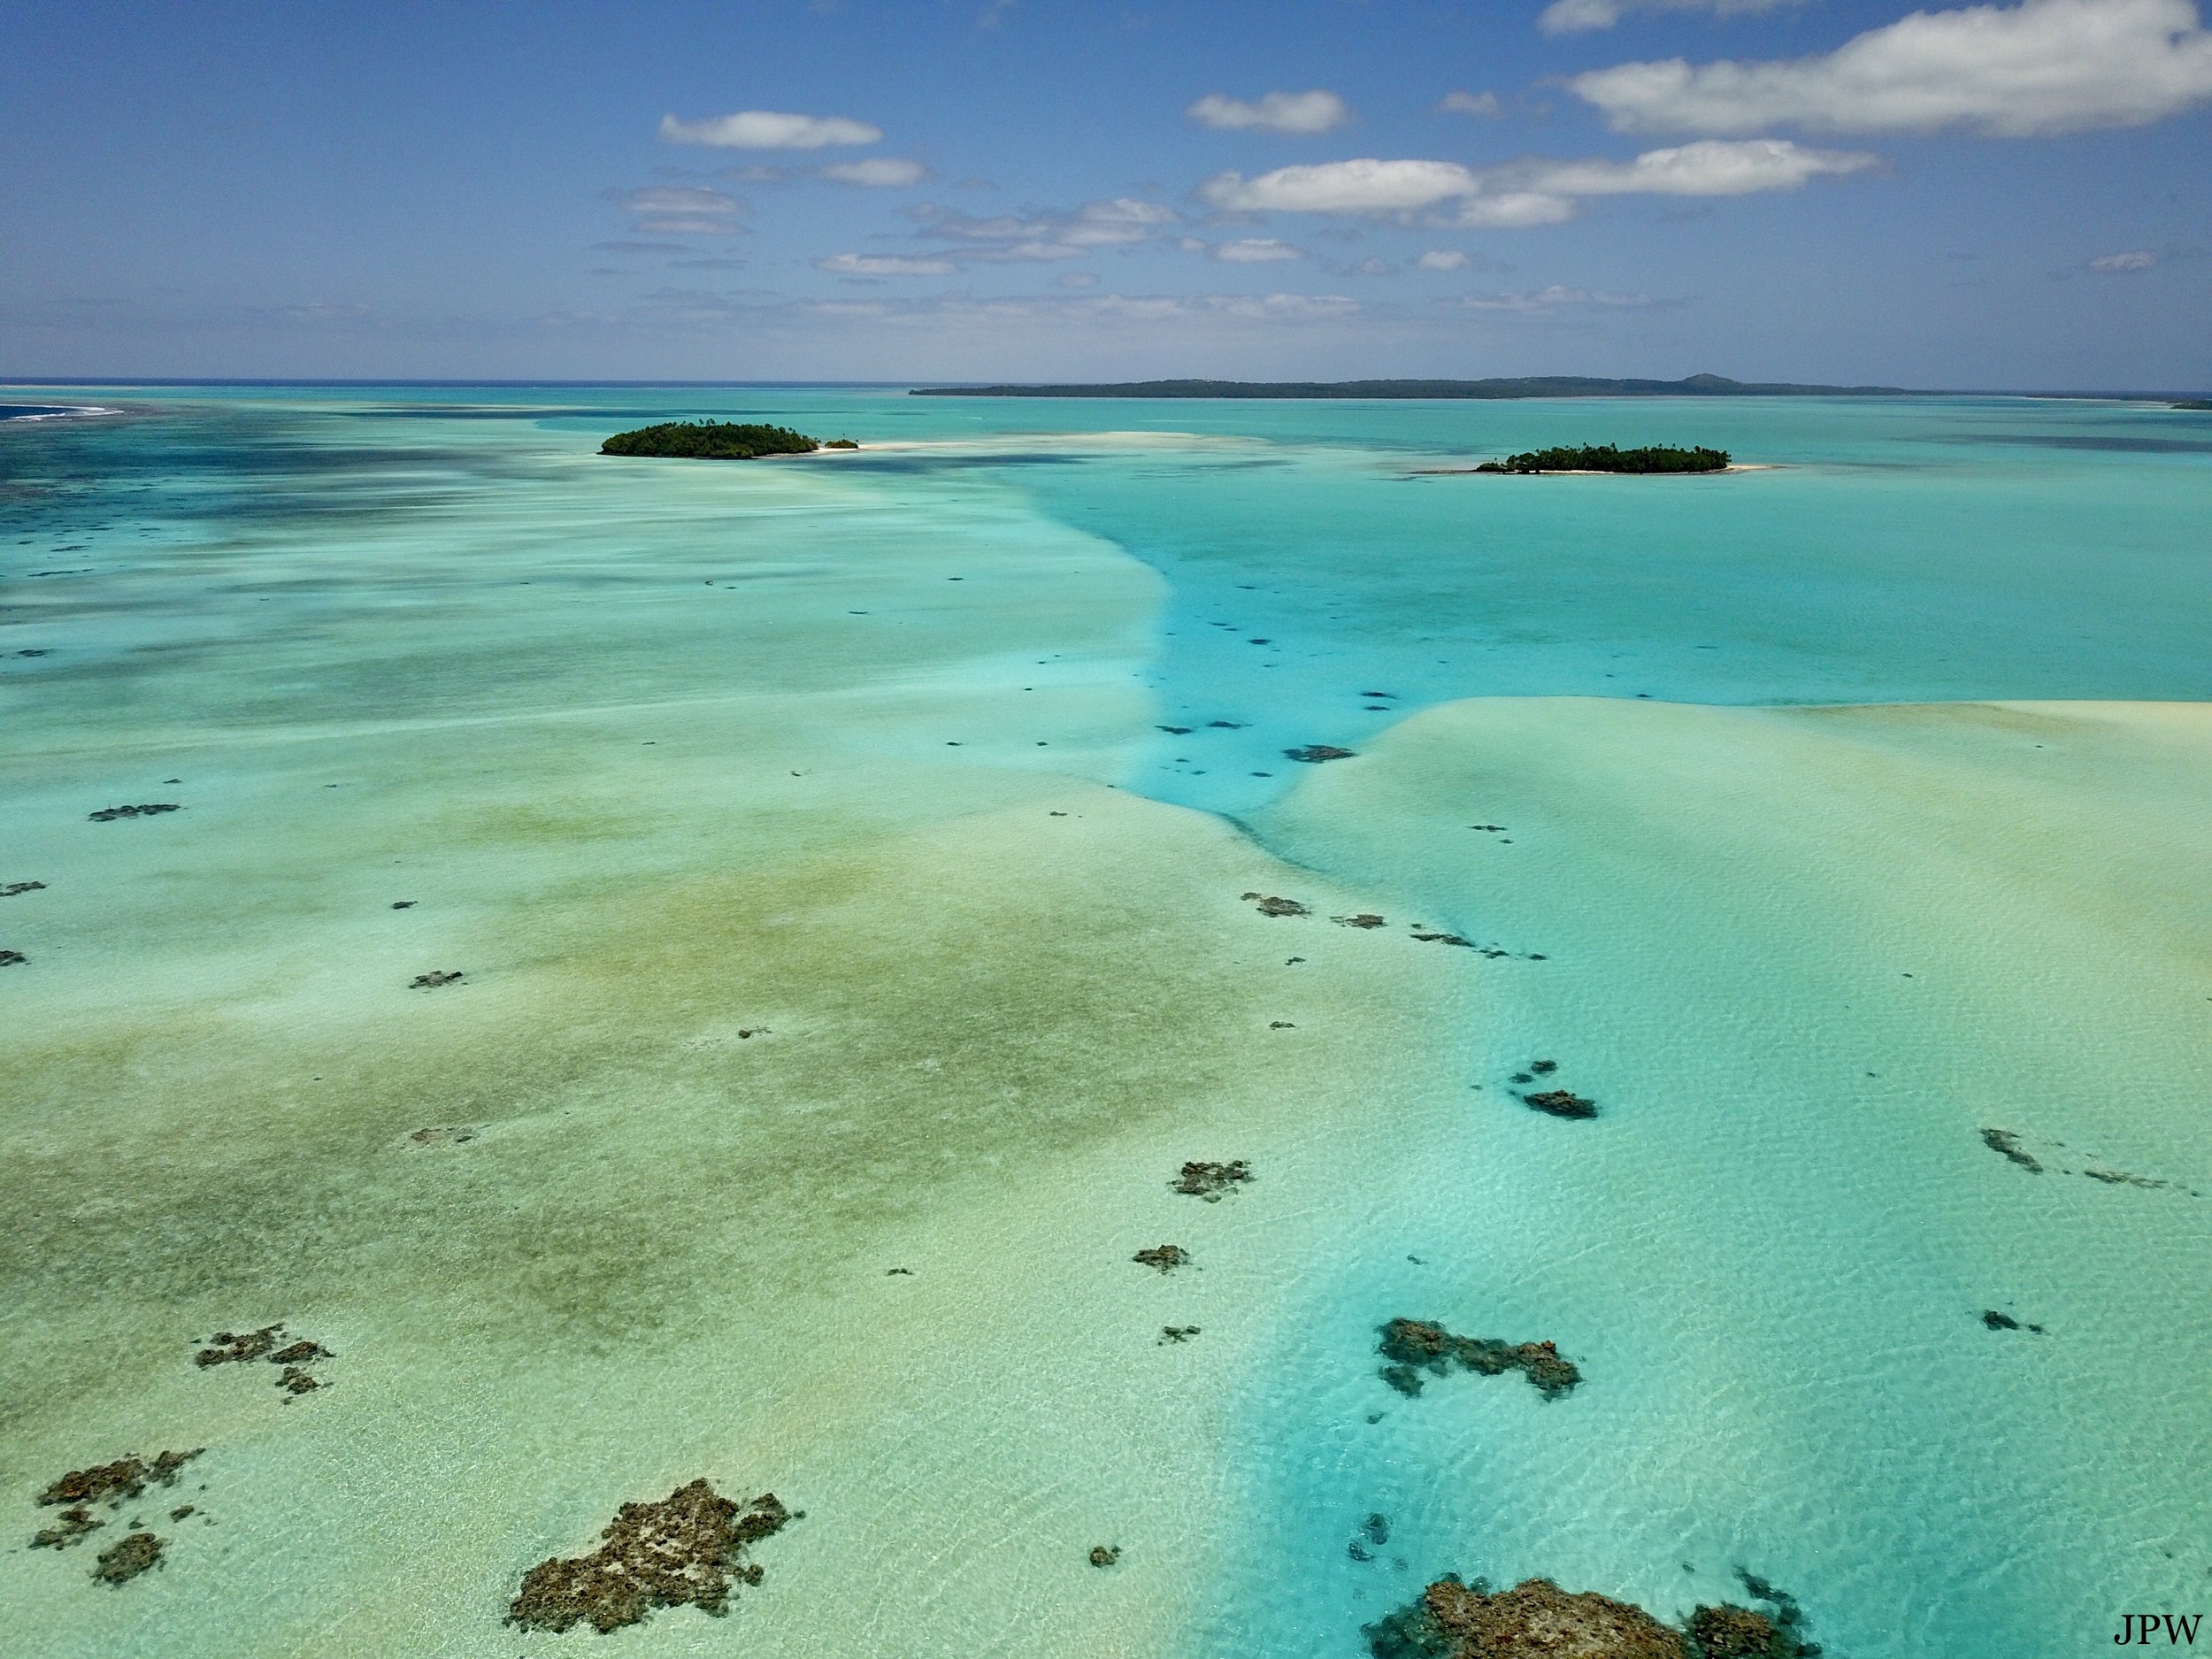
left=3, top=388, right=2208, bottom=1657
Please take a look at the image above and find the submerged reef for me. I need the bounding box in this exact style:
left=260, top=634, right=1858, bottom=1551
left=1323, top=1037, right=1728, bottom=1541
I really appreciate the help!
left=1521, top=1088, right=1597, bottom=1119
left=508, top=1480, right=794, bottom=1635
left=87, top=803, right=180, bottom=822
left=411, top=969, right=464, bottom=988
left=0, top=949, right=25, bottom=966
left=1133, top=1244, right=1191, bottom=1272
left=195, top=1324, right=334, bottom=1396
left=1976, top=1126, right=2197, bottom=1194
left=1979, top=1127, right=2043, bottom=1171
left=92, top=1532, right=165, bottom=1586
left=38, top=1449, right=201, bottom=1510
left=1334, top=913, right=1387, bottom=928
left=1241, top=891, right=1310, bottom=917
left=32, top=1507, right=104, bottom=1550
left=1473, top=443, right=1732, bottom=475
left=1088, top=1544, right=1121, bottom=1567
left=599, top=421, right=820, bottom=460
left=195, top=1325, right=281, bottom=1365
left=1, top=879, right=45, bottom=897
left=1368, top=1572, right=1816, bottom=1659
left=1285, top=744, right=1357, bottom=763
left=1378, top=1318, right=1580, bottom=1400
left=1172, top=1160, right=1252, bottom=1200
left=1348, top=1512, right=1392, bottom=1562
left=34, top=1450, right=200, bottom=1578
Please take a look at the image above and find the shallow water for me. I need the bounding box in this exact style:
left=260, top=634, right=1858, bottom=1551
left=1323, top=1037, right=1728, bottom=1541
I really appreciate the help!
left=3, top=387, right=2208, bottom=1656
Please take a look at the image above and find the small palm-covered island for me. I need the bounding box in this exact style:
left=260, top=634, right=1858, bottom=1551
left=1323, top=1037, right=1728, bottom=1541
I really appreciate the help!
left=1475, top=442, right=1732, bottom=474
left=599, top=420, right=857, bottom=458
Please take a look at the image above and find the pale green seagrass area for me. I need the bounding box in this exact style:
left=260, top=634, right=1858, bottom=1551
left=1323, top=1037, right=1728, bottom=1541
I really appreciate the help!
left=0, top=399, right=1469, bottom=1655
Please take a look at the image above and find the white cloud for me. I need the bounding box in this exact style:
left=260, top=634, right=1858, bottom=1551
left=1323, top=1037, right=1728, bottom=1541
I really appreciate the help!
left=1200, top=158, right=1482, bottom=212
left=1087, top=292, right=1359, bottom=321
left=1437, top=89, right=1503, bottom=117
left=659, top=110, right=883, bottom=149
left=2091, top=249, right=2158, bottom=270
left=609, top=186, right=749, bottom=236
left=1540, top=0, right=1801, bottom=35
left=820, top=157, right=928, bottom=187
left=1510, top=136, right=1878, bottom=194
left=1063, top=198, right=1181, bottom=244
left=1056, top=270, right=1100, bottom=288
left=1441, top=285, right=1662, bottom=310
left=909, top=196, right=1180, bottom=261
left=1356, top=256, right=1400, bottom=275
left=817, top=253, right=958, bottom=276
left=1567, top=0, right=2212, bottom=135
left=1452, top=191, right=1583, bottom=227
left=1417, top=250, right=1470, bottom=270
left=1214, top=237, right=1307, bottom=262
left=1187, top=89, right=1355, bottom=134
left=1199, top=138, right=1871, bottom=227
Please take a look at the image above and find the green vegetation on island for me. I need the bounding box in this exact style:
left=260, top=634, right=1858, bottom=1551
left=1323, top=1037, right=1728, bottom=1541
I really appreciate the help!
left=1476, top=443, right=1731, bottom=474
left=600, top=421, right=823, bottom=459
left=2172, top=399, right=2212, bottom=411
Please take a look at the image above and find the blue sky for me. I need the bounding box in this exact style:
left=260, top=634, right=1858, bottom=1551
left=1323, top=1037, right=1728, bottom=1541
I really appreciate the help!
left=4, top=0, right=2208, bottom=386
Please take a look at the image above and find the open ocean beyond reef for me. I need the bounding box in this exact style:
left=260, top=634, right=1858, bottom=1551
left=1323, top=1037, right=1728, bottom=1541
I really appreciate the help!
left=4, top=384, right=2209, bottom=1658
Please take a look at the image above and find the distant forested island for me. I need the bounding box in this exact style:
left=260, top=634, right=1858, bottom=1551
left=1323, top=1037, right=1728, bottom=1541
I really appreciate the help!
left=1475, top=443, right=1732, bottom=474
left=600, top=420, right=856, bottom=458
left=910, top=373, right=1907, bottom=400
left=2174, top=399, right=2212, bottom=411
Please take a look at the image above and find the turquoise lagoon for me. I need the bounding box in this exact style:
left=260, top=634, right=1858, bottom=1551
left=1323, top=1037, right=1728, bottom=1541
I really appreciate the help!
left=2, top=386, right=2208, bottom=1656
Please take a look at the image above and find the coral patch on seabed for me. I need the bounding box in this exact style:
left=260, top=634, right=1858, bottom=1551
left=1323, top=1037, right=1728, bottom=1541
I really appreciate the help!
left=410, top=969, right=464, bottom=988
left=38, top=1449, right=202, bottom=1510
left=1520, top=1088, right=1597, bottom=1120
left=33, top=1451, right=201, bottom=1580
left=1978, top=1127, right=2043, bottom=1171
left=507, top=1480, right=795, bottom=1635
left=92, top=1532, right=165, bottom=1586
left=195, top=1326, right=281, bottom=1366
left=1377, top=1318, right=1580, bottom=1400
left=1241, top=891, right=1310, bottom=917
left=195, top=1324, right=335, bottom=1396
left=87, top=803, right=180, bottom=822
left=1133, top=1244, right=1190, bottom=1272
left=1368, top=1573, right=1818, bottom=1659
left=32, top=1507, right=104, bottom=1550
left=1171, top=1160, right=1251, bottom=1200
left=1284, top=745, right=1356, bottom=764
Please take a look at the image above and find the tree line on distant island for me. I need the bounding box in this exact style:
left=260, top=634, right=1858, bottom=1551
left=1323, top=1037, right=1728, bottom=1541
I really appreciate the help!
left=1477, top=443, right=1731, bottom=474
left=599, top=421, right=856, bottom=459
